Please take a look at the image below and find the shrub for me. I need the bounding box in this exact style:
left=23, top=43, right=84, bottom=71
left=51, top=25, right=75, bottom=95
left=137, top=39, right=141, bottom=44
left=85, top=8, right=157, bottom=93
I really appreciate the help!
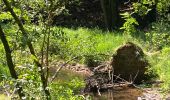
left=148, top=47, right=170, bottom=93
left=146, top=19, right=170, bottom=50
left=51, top=78, right=85, bottom=100
left=155, top=47, right=170, bottom=92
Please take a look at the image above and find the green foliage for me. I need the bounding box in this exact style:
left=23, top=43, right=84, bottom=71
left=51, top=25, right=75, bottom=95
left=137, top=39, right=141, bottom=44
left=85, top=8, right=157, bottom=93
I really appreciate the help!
left=0, top=12, right=13, bottom=22
left=0, top=42, right=10, bottom=81
left=48, top=27, right=125, bottom=65
left=51, top=78, right=85, bottom=100
left=1, top=0, right=170, bottom=98
left=132, top=0, right=170, bottom=15
left=120, top=12, right=138, bottom=35
left=0, top=7, right=23, bottom=23
left=0, top=94, right=11, bottom=100
left=120, top=0, right=170, bottom=93
left=141, top=0, right=156, bottom=5
left=133, top=2, right=152, bottom=16
left=151, top=47, right=170, bottom=93
left=0, top=49, right=45, bottom=99
left=157, top=0, right=170, bottom=14
left=146, top=19, right=170, bottom=50
left=146, top=47, right=170, bottom=95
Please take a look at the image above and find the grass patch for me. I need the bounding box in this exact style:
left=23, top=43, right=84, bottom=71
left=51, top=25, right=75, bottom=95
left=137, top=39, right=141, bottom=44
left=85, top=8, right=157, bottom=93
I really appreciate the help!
left=148, top=47, right=170, bottom=93
left=0, top=94, right=11, bottom=100
left=49, top=27, right=144, bottom=66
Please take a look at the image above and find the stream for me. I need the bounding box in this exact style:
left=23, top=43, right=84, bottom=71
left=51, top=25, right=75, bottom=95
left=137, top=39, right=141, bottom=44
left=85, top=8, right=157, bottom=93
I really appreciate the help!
left=56, top=69, right=144, bottom=100
left=52, top=62, right=170, bottom=100
left=89, top=88, right=143, bottom=100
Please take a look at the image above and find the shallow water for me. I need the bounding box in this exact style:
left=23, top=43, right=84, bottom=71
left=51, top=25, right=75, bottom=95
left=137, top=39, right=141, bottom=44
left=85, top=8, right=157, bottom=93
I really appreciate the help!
left=53, top=67, right=170, bottom=100
left=56, top=69, right=143, bottom=100
left=89, top=88, right=143, bottom=100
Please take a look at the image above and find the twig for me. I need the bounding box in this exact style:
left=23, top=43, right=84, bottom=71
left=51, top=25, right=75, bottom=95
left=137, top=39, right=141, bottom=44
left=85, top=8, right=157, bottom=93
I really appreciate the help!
left=97, top=86, right=101, bottom=96
left=113, top=74, right=132, bottom=84
left=111, top=70, right=114, bottom=84
left=93, top=64, right=106, bottom=72
left=50, top=56, right=78, bottom=83
left=129, top=74, right=132, bottom=83
left=119, top=7, right=133, bottom=12
left=108, top=70, right=111, bottom=80
left=113, top=74, right=121, bottom=83
left=132, top=70, right=139, bottom=83
left=124, top=0, right=131, bottom=5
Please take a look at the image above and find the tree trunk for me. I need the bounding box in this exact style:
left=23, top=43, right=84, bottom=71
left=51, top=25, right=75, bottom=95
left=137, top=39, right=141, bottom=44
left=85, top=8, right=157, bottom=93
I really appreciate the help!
left=100, top=0, right=119, bottom=31
left=0, top=25, right=25, bottom=99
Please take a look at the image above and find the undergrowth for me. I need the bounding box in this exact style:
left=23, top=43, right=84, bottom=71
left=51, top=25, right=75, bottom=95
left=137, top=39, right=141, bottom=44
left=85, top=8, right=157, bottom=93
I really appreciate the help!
left=48, top=27, right=143, bottom=66
left=145, top=19, right=170, bottom=94
left=1, top=22, right=170, bottom=98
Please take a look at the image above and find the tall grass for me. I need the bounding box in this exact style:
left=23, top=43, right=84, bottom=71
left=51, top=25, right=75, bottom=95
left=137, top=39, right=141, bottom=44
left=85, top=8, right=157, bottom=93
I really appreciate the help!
left=148, top=47, right=170, bottom=93
left=50, top=27, right=133, bottom=65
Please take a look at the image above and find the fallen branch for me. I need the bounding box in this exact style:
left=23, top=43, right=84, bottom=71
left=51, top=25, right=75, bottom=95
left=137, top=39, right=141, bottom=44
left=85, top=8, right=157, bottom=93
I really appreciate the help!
left=113, top=74, right=132, bottom=84
left=50, top=56, right=78, bottom=83
left=132, top=70, right=139, bottom=83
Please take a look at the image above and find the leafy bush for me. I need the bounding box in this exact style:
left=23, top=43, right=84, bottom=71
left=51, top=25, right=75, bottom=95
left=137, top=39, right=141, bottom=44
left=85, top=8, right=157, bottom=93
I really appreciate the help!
left=146, top=19, right=170, bottom=50
left=147, top=47, right=170, bottom=94
left=153, top=47, right=170, bottom=92
left=157, top=0, right=170, bottom=14
left=51, top=78, right=85, bottom=100
left=120, top=12, right=139, bottom=35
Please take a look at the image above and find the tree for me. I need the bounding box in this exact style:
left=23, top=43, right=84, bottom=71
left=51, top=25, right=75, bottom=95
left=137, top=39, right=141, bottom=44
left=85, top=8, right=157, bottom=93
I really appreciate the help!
left=0, top=25, right=25, bottom=99
left=100, top=0, right=119, bottom=31
left=2, top=0, right=51, bottom=99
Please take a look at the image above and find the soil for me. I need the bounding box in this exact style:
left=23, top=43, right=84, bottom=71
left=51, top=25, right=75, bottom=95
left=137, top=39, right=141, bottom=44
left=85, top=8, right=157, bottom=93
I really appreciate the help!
left=111, top=42, right=149, bottom=83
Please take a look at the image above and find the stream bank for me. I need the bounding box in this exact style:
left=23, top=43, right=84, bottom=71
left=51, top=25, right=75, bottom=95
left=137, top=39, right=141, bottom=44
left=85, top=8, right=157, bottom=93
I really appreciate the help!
left=50, top=62, right=170, bottom=100
left=49, top=42, right=170, bottom=100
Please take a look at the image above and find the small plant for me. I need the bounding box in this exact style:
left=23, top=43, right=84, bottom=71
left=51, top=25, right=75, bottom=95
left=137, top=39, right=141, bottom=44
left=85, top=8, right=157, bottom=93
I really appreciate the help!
left=120, top=12, right=139, bottom=37
left=50, top=78, right=85, bottom=100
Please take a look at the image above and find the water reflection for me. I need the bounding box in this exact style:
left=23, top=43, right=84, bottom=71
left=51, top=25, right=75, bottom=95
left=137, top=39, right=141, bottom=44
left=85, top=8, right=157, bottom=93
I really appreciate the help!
left=90, top=88, right=143, bottom=100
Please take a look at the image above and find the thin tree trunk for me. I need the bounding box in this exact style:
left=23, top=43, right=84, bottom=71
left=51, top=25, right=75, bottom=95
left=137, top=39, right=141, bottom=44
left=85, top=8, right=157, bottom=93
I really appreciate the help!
left=2, top=0, right=51, bottom=99
left=110, top=0, right=119, bottom=28
left=0, top=26, right=25, bottom=99
left=41, top=28, right=47, bottom=65
left=45, top=27, right=50, bottom=83
left=100, top=0, right=119, bottom=31
left=45, top=0, right=54, bottom=86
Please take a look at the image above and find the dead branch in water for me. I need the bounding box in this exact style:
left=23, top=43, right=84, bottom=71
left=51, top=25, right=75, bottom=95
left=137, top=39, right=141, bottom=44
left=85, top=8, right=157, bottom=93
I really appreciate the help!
left=50, top=56, right=78, bottom=83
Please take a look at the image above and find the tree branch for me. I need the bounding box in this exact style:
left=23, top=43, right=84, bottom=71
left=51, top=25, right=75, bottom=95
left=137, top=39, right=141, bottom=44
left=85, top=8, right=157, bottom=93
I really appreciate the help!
left=50, top=56, right=78, bottom=83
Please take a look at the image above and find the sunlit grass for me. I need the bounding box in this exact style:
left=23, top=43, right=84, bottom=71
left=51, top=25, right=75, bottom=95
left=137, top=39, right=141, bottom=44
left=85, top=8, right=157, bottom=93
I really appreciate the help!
left=0, top=94, right=11, bottom=100
left=62, top=27, right=124, bottom=50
